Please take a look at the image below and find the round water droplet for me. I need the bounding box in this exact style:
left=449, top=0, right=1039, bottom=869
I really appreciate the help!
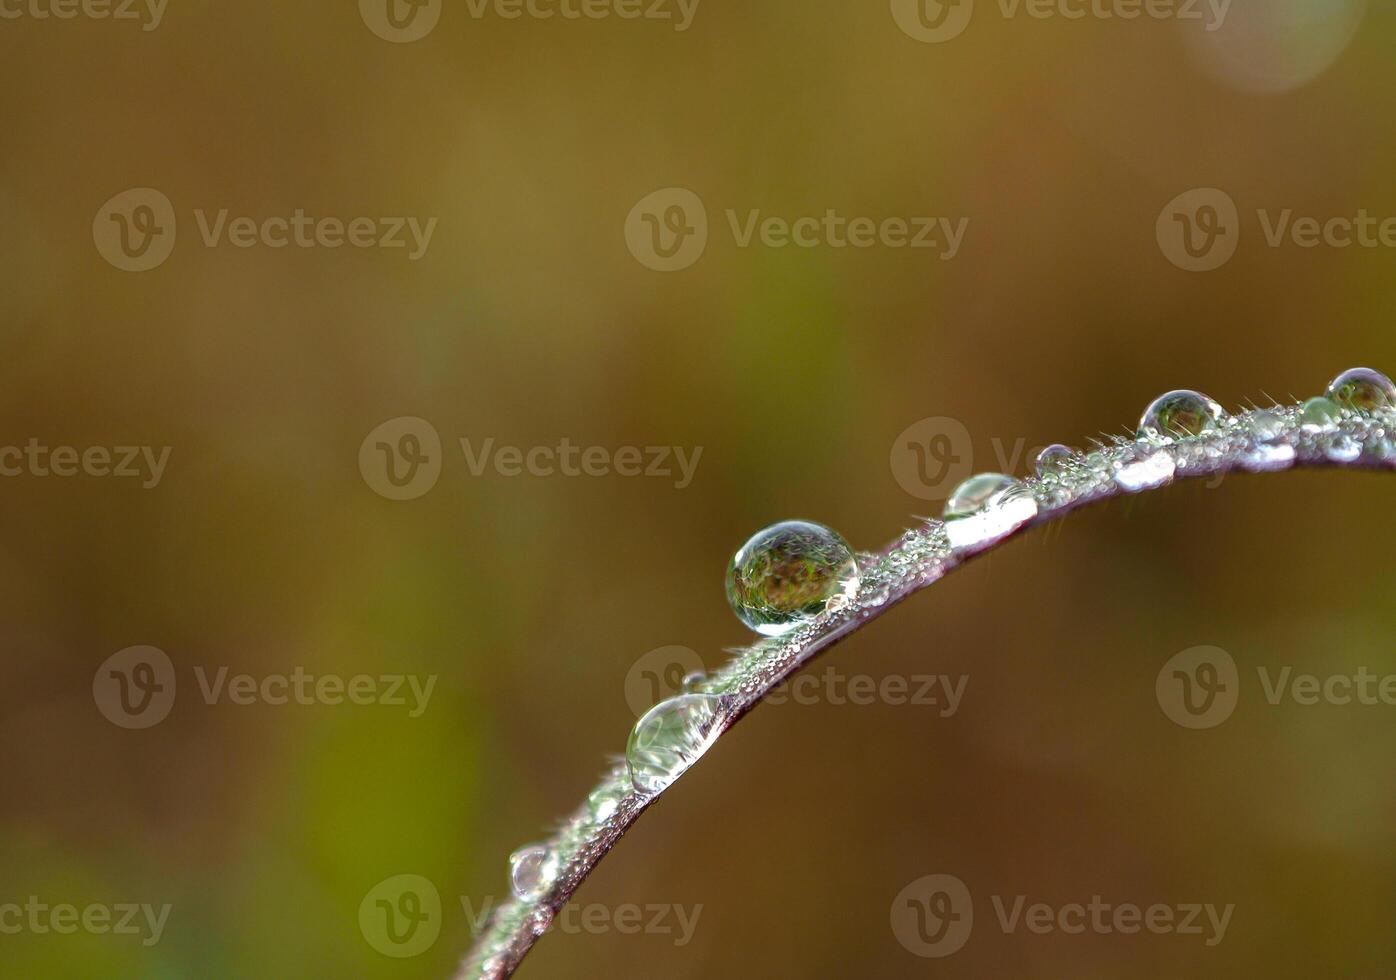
left=1326, top=367, right=1396, bottom=414
left=1034, top=444, right=1077, bottom=479
left=1137, top=390, right=1225, bottom=445
left=509, top=844, right=559, bottom=902
left=726, top=520, right=859, bottom=636
left=1300, top=396, right=1342, bottom=432
left=587, top=785, right=623, bottom=823
left=943, top=473, right=1021, bottom=519
left=679, top=670, right=707, bottom=693
left=1246, top=409, right=1286, bottom=443
left=626, top=693, right=724, bottom=796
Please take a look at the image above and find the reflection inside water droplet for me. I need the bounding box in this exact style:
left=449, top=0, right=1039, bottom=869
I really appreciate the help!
left=626, top=693, right=724, bottom=796
left=1137, top=390, right=1225, bottom=446
left=509, top=844, right=559, bottom=902
left=726, top=521, right=860, bottom=636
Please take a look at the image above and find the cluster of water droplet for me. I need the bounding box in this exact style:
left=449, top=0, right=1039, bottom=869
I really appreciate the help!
left=477, top=367, right=1396, bottom=980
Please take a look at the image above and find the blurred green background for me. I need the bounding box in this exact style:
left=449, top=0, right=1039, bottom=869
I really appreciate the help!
left=2, top=0, right=1395, bottom=976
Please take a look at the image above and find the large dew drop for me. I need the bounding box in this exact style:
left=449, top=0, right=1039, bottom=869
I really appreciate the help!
left=626, top=693, right=724, bottom=796
left=942, top=473, right=1037, bottom=551
left=1137, top=389, right=1225, bottom=445
left=509, top=844, right=559, bottom=902
left=1326, top=367, right=1395, bottom=414
left=726, top=520, right=859, bottom=636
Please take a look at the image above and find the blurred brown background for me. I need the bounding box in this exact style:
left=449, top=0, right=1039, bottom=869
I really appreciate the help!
left=1, top=0, right=1394, bottom=976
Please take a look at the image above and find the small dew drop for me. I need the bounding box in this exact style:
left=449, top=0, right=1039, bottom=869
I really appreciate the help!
left=1246, top=409, right=1287, bottom=443
left=1137, top=390, right=1225, bottom=445
left=509, top=844, right=559, bottom=903
left=1326, top=367, right=1395, bottom=414
left=1300, top=396, right=1342, bottom=432
left=1034, top=444, right=1077, bottom=479
left=726, top=521, right=860, bottom=636
left=626, top=693, right=724, bottom=796
left=679, top=671, right=707, bottom=693
left=943, top=473, right=1020, bottom=519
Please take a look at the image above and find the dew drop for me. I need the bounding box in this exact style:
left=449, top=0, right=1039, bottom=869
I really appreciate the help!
left=1326, top=367, right=1396, bottom=414
left=1034, top=444, right=1077, bottom=479
left=726, top=520, right=860, bottom=636
left=509, top=844, right=559, bottom=902
left=944, top=473, right=1020, bottom=519
left=1246, top=409, right=1286, bottom=443
left=1137, top=390, right=1225, bottom=445
left=1300, top=396, right=1342, bottom=432
left=942, top=473, right=1037, bottom=551
left=679, top=671, right=707, bottom=693
left=626, top=693, right=724, bottom=796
